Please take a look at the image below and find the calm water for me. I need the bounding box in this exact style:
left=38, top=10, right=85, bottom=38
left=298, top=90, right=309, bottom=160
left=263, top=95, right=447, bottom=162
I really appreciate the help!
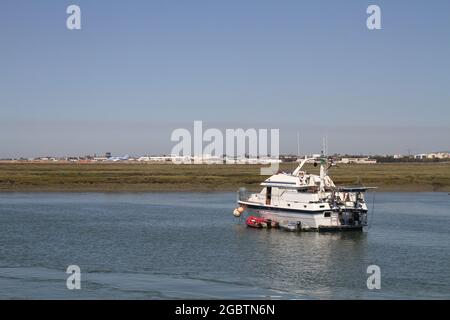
left=0, top=192, right=449, bottom=299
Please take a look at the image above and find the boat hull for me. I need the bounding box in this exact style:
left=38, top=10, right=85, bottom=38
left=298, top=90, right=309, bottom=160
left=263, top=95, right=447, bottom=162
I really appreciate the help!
left=239, top=201, right=366, bottom=232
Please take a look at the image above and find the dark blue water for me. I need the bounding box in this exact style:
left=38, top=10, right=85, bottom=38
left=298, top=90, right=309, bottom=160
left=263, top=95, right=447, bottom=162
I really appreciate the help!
left=0, top=192, right=449, bottom=299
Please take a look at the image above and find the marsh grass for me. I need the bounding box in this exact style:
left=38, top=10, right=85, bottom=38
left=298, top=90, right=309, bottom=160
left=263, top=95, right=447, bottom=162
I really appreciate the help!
left=0, top=162, right=449, bottom=192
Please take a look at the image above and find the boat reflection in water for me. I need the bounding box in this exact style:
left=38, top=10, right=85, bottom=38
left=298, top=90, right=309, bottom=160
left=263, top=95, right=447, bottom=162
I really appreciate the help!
left=231, top=222, right=369, bottom=298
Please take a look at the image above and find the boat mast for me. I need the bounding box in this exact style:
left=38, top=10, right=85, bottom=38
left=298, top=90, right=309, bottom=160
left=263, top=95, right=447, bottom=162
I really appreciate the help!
left=319, top=159, right=326, bottom=194
left=319, top=136, right=329, bottom=195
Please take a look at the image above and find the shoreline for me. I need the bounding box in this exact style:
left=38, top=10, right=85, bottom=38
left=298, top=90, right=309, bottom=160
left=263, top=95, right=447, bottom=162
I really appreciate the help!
left=0, top=185, right=449, bottom=193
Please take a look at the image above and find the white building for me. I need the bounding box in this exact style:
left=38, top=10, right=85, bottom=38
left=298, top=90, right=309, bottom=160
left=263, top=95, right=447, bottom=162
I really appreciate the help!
left=414, top=153, right=450, bottom=160
left=339, top=157, right=377, bottom=164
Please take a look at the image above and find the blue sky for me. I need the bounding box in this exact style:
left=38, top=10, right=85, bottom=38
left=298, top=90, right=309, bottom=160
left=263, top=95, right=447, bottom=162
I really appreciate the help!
left=1, top=0, right=449, bottom=157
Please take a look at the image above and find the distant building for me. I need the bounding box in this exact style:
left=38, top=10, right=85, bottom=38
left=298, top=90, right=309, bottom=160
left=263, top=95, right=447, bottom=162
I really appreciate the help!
left=414, top=154, right=427, bottom=160
left=435, top=152, right=450, bottom=159
left=414, top=152, right=450, bottom=160
left=339, top=157, right=377, bottom=164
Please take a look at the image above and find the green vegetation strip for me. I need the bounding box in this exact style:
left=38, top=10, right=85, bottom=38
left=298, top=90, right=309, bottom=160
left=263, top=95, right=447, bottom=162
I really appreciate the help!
left=0, top=162, right=449, bottom=192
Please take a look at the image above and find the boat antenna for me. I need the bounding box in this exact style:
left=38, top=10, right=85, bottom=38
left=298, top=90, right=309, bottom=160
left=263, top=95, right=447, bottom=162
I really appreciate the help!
left=294, top=132, right=301, bottom=172
left=322, top=135, right=328, bottom=157
left=326, top=135, right=328, bottom=157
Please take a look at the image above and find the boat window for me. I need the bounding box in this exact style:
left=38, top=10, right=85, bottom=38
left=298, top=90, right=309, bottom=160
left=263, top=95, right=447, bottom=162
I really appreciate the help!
left=266, top=187, right=272, bottom=205
left=324, top=211, right=331, bottom=218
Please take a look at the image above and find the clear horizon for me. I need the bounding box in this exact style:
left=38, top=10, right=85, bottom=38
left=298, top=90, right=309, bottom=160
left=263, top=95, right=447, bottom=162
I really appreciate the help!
left=1, top=0, right=449, bottom=158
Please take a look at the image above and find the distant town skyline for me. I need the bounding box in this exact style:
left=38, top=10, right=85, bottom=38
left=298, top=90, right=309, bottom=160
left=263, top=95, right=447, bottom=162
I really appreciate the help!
left=1, top=1, right=449, bottom=158
left=2, top=147, right=450, bottom=161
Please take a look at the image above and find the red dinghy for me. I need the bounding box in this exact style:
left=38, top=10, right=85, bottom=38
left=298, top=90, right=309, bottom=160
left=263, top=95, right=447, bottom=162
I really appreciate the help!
left=245, top=216, right=278, bottom=229
left=246, top=216, right=266, bottom=228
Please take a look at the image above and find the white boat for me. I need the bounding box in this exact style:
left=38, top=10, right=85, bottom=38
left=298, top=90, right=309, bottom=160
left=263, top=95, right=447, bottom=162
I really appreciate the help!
left=234, top=156, right=375, bottom=232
